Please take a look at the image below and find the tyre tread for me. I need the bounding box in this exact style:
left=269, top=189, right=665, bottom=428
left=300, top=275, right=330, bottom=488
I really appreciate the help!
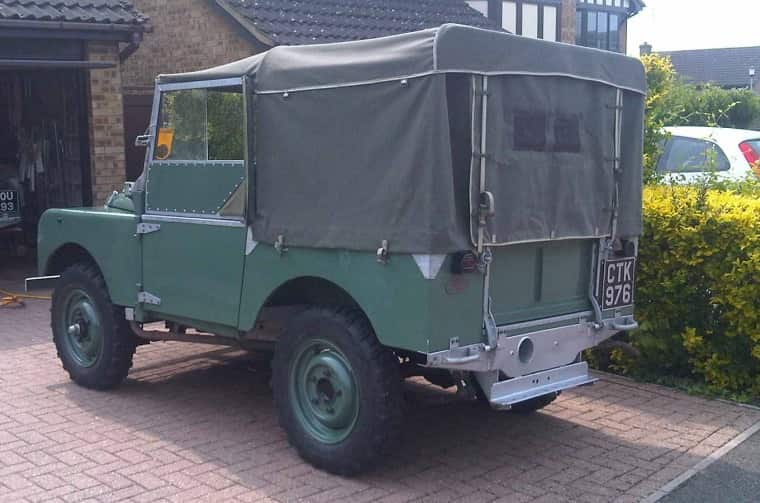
left=272, top=306, right=402, bottom=475
left=51, top=263, right=136, bottom=390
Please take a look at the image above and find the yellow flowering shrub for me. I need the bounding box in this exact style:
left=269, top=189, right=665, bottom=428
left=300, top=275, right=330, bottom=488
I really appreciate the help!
left=631, top=186, right=760, bottom=397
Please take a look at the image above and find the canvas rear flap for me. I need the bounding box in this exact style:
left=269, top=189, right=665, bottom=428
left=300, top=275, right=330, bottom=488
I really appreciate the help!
left=474, top=76, right=620, bottom=245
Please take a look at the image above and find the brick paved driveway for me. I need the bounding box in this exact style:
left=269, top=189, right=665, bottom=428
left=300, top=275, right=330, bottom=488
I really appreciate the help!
left=1, top=291, right=758, bottom=503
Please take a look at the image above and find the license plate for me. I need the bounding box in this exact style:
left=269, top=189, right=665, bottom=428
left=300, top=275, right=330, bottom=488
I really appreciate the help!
left=0, top=190, right=19, bottom=217
left=599, top=257, right=635, bottom=310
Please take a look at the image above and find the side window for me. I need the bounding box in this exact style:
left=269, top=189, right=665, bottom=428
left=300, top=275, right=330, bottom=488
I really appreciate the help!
left=553, top=114, right=581, bottom=153
left=154, top=86, right=244, bottom=161
left=660, top=136, right=730, bottom=173
left=513, top=111, right=582, bottom=153
left=514, top=111, right=547, bottom=151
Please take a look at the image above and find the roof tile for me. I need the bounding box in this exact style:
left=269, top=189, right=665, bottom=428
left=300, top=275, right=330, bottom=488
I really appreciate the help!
left=223, top=0, right=499, bottom=45
left=660, top=46, right=760, bottom=88
left=0, top=0, right=146, bottom=26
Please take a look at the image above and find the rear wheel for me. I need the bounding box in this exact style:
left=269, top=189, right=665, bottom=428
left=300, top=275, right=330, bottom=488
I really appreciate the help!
left=51, top=263, right=136, bottom=390
left=272, top=307, right=402, bottom=475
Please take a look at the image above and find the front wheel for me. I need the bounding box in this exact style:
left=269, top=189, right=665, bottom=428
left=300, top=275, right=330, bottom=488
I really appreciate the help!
left=51, top=263, right=136, bottom=390
left=272, top=307, right=402, bottom=475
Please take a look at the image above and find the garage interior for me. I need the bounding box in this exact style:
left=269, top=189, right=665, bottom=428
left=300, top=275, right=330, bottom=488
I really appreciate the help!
left=0, top=39, right=94, bottom=262
left=0, top=68, right=91, bottom=240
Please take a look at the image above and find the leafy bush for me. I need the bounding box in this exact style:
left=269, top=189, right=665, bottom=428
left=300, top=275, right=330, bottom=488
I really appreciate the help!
left=666, top=84, right=760, bottom=130
left=641, top=55, right=677, bottom=183
left=618, top=185, right=760, bottom=400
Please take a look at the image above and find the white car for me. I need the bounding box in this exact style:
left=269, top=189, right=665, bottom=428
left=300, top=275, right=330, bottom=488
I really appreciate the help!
left=657, top=126, right=760, bottom=182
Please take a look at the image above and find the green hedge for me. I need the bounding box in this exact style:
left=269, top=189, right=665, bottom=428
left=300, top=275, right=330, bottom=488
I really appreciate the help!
left=618, top=185, right=760, bottom=399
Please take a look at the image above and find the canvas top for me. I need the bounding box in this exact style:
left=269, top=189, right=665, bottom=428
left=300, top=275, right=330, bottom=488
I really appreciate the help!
left=157, top=24, right=647, bottom=95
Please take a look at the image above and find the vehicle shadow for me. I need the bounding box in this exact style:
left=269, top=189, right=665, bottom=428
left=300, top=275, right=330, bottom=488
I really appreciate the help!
left=54, top=343, right=723, bottom=501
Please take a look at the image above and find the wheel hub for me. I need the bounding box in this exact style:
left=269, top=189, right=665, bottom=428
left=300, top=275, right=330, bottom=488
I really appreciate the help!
left=291, top=339, right=359, bottom=444
left=61, top=289, right=103, bottom=368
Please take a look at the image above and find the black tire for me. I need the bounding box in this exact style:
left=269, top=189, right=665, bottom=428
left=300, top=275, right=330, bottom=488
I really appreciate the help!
left=272, top=307, right=402, bottom=475
left=509, top=392, right=559, bottom=413
left=51, top=263, right=136, bottom=390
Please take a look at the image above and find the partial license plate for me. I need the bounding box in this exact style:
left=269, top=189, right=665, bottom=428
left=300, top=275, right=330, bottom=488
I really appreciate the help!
left=0, top=190, right=19, bottom=217
left=599, top=257, right=635, bottom=310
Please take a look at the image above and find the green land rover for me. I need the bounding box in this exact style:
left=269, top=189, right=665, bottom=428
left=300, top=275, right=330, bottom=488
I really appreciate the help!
left=37, top=25, right=646, bottom=474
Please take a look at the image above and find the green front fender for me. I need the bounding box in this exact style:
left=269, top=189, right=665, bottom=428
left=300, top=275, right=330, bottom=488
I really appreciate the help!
left=37, top=208, right=140, bottom=308
left=238, top=246, right=484, bottom=354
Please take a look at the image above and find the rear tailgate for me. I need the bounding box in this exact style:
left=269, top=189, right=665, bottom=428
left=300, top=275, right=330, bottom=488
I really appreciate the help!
left=488, top=239, right=592, bottom=325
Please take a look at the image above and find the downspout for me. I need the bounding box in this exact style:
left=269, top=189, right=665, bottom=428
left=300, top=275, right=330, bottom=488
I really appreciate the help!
left=119, top=32, right=144, bottom=63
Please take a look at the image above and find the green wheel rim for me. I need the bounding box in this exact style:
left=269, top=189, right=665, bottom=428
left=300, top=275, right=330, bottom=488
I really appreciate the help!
left=289, top=338, right=360, bottom=444
left=60, top=288, right=104, bottom=368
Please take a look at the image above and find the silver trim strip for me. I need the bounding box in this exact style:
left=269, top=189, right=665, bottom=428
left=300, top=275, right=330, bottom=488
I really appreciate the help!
left=148, top=160, right=245, bottom=167
left=157, top=78, right=244, bottom=92
left=481, top=234, right=612, bottom=247
left=142, top=213, right=246, bottom=227
left=24, top=275, right=60, bottom=292
left=254, top=70, right=646, bottom=96
left=497, top=310, right=593, bottom=332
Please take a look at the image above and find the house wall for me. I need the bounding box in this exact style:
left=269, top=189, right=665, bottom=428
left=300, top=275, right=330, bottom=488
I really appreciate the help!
left=87, top=41, right=127, bottom=205
left=121, top=0, right=259, bottom=94
left=619, top=17, right=628, bottom=54
left=560, top=0, right=576, bottom=44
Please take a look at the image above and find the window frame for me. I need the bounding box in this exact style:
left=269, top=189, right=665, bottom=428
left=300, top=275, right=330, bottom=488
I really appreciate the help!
left=150, top=78, right=246, bottom=163
left=517, top=0, right=561, bottom=41
left=575, top=6, right=625, bottom=52
left=145, top=77, right=250, bottom=221
left=478, top=0, right=561, bottom=41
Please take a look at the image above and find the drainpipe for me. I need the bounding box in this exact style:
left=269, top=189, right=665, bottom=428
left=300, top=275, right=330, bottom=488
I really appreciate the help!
left=119, top=32, right=143, bottom=62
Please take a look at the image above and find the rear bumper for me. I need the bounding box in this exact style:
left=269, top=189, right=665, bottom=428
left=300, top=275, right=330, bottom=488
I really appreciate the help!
left=425, top=313, right=636, bottom=376
left=479, top=361, right=597, bottom=409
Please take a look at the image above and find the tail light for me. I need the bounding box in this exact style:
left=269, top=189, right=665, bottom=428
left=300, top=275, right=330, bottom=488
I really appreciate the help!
left=739, top=141, right=760, bottom=176
left=451, top=251, right=478, bottom=274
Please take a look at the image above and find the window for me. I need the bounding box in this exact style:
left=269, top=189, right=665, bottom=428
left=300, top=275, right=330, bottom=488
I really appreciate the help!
left=498, top=1, right=559, bottom=41
left=522, top=3, right=539, bottom=38
left=514, top=111, right=547, bottom=151
left=154, top=86, right=244, bottom=161
left=553, top=114, right=581, bottom=153
left=576, top=9, right=623, bottom=52
left=657, top=137, right=730, bottom=173
left=542, top=5, right=557, bottom=42
left=514, top=111, right=582, bottom=153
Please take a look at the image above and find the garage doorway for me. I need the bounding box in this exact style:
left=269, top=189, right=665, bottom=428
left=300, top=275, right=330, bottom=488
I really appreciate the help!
left=0, top=69, right=91, bottom=257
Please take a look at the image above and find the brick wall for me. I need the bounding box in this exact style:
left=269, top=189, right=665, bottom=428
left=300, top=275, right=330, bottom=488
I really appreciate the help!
left=122, top=0, right=260, bottom=94
left=87, top=41, right=127, bottom=205
left=619, top=18, right=628, bottom=54
left=560, top=0, right=576, bottom=44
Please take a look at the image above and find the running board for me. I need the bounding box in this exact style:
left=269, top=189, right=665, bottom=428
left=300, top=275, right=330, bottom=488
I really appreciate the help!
left=478, top=362, right=597, bottom=410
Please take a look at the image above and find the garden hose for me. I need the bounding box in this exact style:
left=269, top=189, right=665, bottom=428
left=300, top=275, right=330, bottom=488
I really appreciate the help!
left=0, top=288, right=51, bottom=308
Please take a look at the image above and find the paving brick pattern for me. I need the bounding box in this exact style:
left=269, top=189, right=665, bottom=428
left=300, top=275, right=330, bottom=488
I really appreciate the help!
left=1, top=294, right=758, bottom=502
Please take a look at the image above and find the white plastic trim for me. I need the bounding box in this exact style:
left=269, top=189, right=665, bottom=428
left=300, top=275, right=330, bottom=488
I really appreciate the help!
left=246, top=227, right=258, bottom=255
left=412, top=254, right=447, bottom=280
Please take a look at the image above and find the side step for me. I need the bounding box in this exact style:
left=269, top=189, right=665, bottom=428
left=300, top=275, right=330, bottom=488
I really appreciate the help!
left=479, top=362, right=597, bottom=410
